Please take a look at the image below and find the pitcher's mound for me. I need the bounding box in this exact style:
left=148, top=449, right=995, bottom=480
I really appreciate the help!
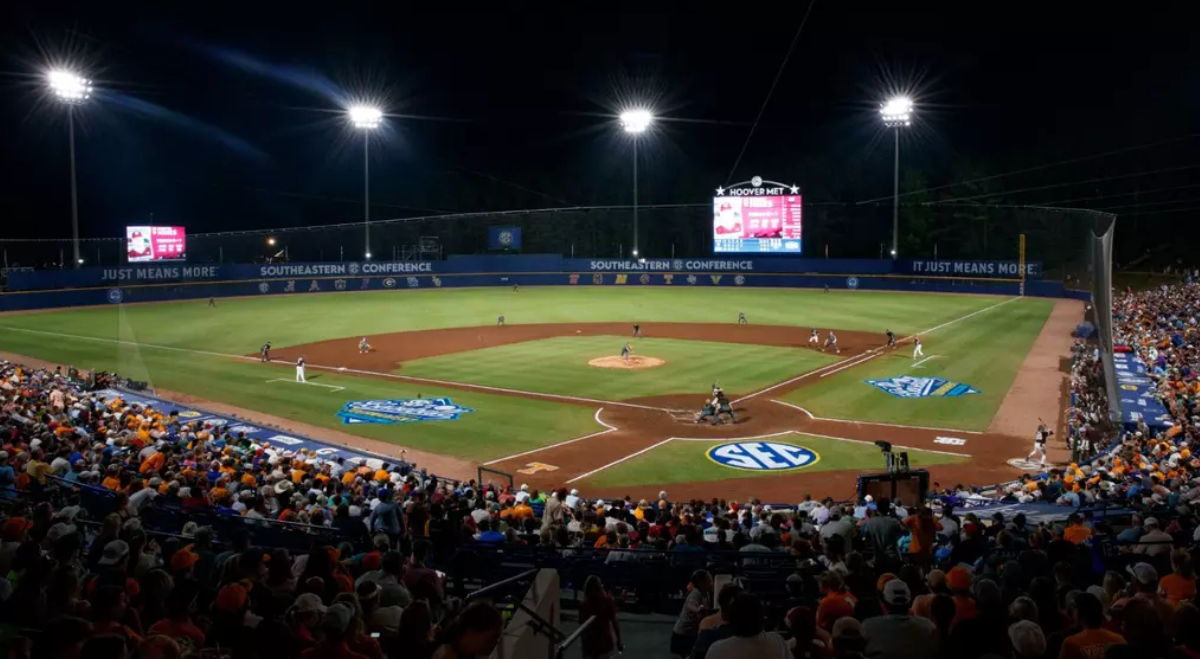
left=588, top=355, right=666, bottom=369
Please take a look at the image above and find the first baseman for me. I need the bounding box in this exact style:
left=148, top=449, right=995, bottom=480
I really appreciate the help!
left=822, top=331, right=839, bottom=354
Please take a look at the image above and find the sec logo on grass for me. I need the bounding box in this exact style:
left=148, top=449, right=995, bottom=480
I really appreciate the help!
left=706, top=441, right=819, bottom=471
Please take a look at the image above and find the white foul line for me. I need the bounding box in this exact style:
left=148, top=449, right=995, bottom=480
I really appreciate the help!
left=482, top=408, right=617, bottom=466
left=771, top=399, right=985, bottom=435
left=819, top=352, right=879, bottom=378
left=567, top=438, right=674, bottom=484
left=266, top=379, right=345, bottom=392
left=0, top=325, right=681, bottom=413
left=734, top=296, right=1020, bottom=402
left=912, top=354, right=939, bottom=368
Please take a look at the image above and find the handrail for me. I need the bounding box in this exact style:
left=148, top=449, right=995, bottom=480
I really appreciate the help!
left=465, top=568, right=539, bottom=601
left=555, top=615, right=595, bottom=659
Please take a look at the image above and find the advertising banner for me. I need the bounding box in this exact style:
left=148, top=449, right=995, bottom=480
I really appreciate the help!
left=1112, top=351, right=1173, bottom=429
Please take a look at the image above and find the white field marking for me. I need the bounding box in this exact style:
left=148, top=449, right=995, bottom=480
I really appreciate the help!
left=666, top=430, right=800, bottom=442
left=566, top=438, right=675, bottom=484
left=912, top=354, right=940, bottom=368
left=734, top=296, right=1021, bottom=403
left=819, top=353, right=880, bottom=378
left=770, top=399, right=985, bottom=435
left=0, top=325, right=683, bottom=413
left=482, top=408, right=617, bottom=466
left=753, top=427, right=972, bottom=458
left=266, top=378, right=345, bottom=392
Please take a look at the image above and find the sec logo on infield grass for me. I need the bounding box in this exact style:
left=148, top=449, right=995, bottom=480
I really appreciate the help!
left=706, top=441, right=819, bottom=471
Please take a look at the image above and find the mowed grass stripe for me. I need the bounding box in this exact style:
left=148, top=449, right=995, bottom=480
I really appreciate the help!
left=399, top=335, right=840, bottom=400
left=0, top=330, right=599, bottom=462
left=783, top=297, right=1053, bottom=431
left=584, top=434, right=968, bottom=487
left=0, top=287, right=999, bottom=353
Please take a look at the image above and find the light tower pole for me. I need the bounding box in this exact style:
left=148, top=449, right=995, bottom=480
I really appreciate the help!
left=49, top=70, right=93, bottom=268
left=349, top=106, right=383, bottom=260
left=619, top=109, right=653, bottom=258
left=880, top=96, right=913, bottom=260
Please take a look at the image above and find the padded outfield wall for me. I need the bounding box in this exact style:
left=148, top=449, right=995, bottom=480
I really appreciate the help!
left=0, top=255, right=1082, bottom=312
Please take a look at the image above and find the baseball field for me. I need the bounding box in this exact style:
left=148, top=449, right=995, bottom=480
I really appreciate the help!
left=0, top=286, right=1081, bottom=500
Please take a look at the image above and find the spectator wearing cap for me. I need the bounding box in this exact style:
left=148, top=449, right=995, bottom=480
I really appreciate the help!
left=830, top=617, right=865, bottom=658
left=85, top=539, right=142, bottom=602
left=911, top=570, right=947, bottom=620
left=0, top=515, right=32, bottom=574
left=861, top=579, right=938, bottom=659
left=1135, top=517, right=1174, bottom=557
left=286, top=591, right=327, bottom=651
left=691, top=582, right=742, bottom=659
left=1007, top=620, right=1046, bottom=659
left=705, top=592, right=789, bottom=659
left=945, top=567, right=976, bottom=627
left=1116, top=563, right=1178, bottom=635
left=300, top=601, right=368, bottom=659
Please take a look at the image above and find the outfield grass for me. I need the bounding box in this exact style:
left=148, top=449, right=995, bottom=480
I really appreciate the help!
left=400, top=335, right=838, bottom=400
left=585, top=434, right=968, bottom=487
left=0, top=287, right=1000, bottom=352
left=782, top=297, right=1053, bottom=431
left=0, top=329, right=599, bottom=461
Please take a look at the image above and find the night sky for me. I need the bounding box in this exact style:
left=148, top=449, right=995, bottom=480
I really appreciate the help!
left=2, top=4, right=1197, bottom=258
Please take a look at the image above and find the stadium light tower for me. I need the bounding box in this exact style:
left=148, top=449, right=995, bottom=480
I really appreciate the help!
left=49, top=69, right=93, bottom=269
left=349, top=105, right=383, bottom=260
left=620, top=109, right=653, bottom=258
left=880, top=96, right=912, bottom=260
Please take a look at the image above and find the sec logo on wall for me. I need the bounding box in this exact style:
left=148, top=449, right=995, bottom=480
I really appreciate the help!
left=706, top=441, right=819, bottom=471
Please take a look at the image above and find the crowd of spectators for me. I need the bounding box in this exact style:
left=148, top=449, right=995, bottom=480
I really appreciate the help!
left=8, top=281, right=1200, bottom=658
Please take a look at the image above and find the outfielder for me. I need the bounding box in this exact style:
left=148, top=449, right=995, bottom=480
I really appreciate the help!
left=808, top=328, right=820, bottom=347
left=295, top=356, right=307, bottom=383
left=1027, top=423, right=1053, bottom=465
left=886, top=329, right=896, bottom=349
left=737, top=312, right=748, bottom=325
left=913, top=336, right=924, bottom=359
left=260, top=342, right=272, bottom=363
left=358, top=337, right=372, bottom=354
left=822, top=331, right=840, bottom=354
left=208, top=297, right=216, bottom=308
left=621, top=342, right=633, bottom=364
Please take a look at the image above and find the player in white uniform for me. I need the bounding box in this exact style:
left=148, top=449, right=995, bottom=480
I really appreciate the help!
left=1027, top=424, right=1052, bottom=465
left=913, top=336, right=924, bottom=359
left=808, top=328, right=820, bottom=347
left=296, top=356, right=307, bottom=383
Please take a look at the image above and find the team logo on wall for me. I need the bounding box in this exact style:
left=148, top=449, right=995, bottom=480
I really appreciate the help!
left=639, top=274, right=650, bottom=284
left=432, top=276, right=443, bottom=287
left=258, top=282, right=270, bottom=294
left=663, top=274, right=674, bottom=285
left=107, top=289, right=123, bottom=304
left=334, top=279, right=347, bottom=291
left=336, top=398, right=475, bottom=425
left=734, top=275, right=745, bottom=286
left=406, top=277, right=420, bottom=288
left=592, top=274, right=603, bottom=284
left=308, top=280, right=320, bottom=292
left=383, top=278, right=396, bottom=288
left=711, top=275, right=722, bottom=285
left=284, top=281, right=296, bottom=292
left=865, top=375, right=981, bottom=399
left=361, top=278, right=370, bottom=289
left=673, top=260, right=684, bottom=271
left=706, top=441, right=819, bottom=471
left=569, top=274, right=580, bottom=285
left=615, top=274, right=628, bottom=285
left=348, top=263, right=361, bottom=274
left=687, top=275, right=697, bottom=285
left=847, top=277, right=859, bottom=289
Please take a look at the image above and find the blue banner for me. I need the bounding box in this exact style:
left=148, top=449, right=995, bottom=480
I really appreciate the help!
left=487, top=227, right=522, bottom=251
left=1112, top=351, right=1173, bottom=430
left=901, top=259, right=1041, bottom=278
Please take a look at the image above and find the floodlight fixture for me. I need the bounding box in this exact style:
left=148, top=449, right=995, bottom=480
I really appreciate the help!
left=349, top=105, right=383, bottom=129
left=880, top=96, right=913, bottom=128
left=619, top=109, right=653, bottom=134
left=49, top=69, right=92, bottom=104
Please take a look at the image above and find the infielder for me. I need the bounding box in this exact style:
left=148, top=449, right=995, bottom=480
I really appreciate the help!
left=632, top=323, right=643, bottom=337
left=808, top=328, right=820, bottom=347
left=886, top=329, right=897, bottom=349
left=1027, top=423, right=1053, bottom=465
left=358, top=337, right=372, bottom=354
left=913, top=336, right=924, bottom=359
left=737, top=312, right=748, bottom=325
left=260, top=342, right=272, bottom=363
left=822, top=331, right=840, bottom=354
left=295, top=356, right=307, bottom=383
left=497, top=315, right=506, bottom=327
left=621, top=342, right=633, bottom=364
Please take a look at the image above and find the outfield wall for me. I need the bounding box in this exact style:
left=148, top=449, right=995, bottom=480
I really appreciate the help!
left=0, top=256, right=1084, bottom=312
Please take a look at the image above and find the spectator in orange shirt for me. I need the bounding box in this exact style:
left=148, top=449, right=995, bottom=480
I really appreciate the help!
left=1160, top=549, right=1197, bottom=606
left=102, top=465, right=122, bottom=491
left=903, top=507, right=942, bottom=567
left=946, top=567, right=977, bottom=627
left=1060, top=592, right=1124, bottom=659
left=140, top=449, right=165, bottom=474
left=816, top=572, right=856, bottom=630
left=1063, top=514, right=1093, bottom=545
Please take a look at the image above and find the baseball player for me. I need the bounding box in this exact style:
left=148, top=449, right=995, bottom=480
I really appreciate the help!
left=621, top=342, right=633, bottom=364
left=1027, top=423, right=1053, bottom=465
left=808, top=328, right=820, bottom=347
left=260, top=342, right=272, bottom=363
left=737, top=312, right=748, bottom=325
left=208, top=297, right=216, bottom=308
left=886, top=329, right=897, bottom=349
left=295, top=356, right=307, bottom=383
left=358, top=337, right=372, bottom=354
left=497, top=315, right=506, bottom=327
left=513, top=283, right=519, bottom=292
left=823, top=331, right=840, bottom=354
left=913, top=336, right=924, bottom=359
left=632, top=323, right=643, bottom=337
